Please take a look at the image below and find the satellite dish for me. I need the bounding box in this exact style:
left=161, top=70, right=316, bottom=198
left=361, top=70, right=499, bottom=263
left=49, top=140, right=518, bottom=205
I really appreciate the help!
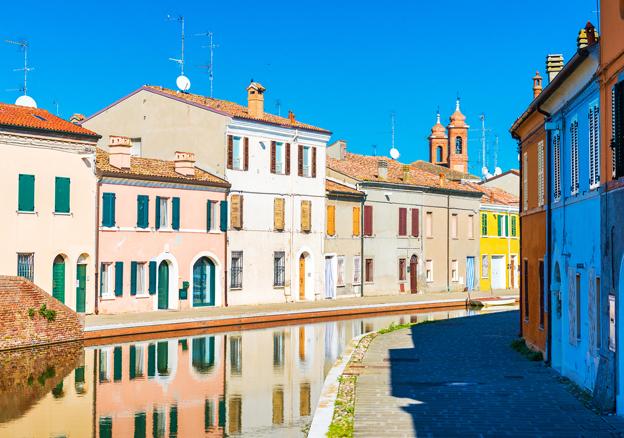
left=389, top=147, right=400, bottom=160
left=494, top=167, right=503, bottom=176
left=176, top=75, right=191, bottom=92
left=15, top=95, right=37, bottom=108
left=481, top=166, right=489, bottom=177
left=486, top=172, right=493, bottom=179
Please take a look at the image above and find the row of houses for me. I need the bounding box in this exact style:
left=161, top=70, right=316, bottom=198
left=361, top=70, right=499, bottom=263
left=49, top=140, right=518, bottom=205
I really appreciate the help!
left=511, top=2, right=624, bottom=413
left=1, top=75, right=519, bottom=316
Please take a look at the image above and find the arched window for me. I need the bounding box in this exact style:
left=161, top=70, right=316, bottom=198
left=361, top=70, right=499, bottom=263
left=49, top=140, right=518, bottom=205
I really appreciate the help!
left=192, top=337, right=215, bottom=373
left=436, top=146, right=443, bottom=162
left=52, top=255, right=66, bottom=304
left=455, top=137, right=463, bottom=154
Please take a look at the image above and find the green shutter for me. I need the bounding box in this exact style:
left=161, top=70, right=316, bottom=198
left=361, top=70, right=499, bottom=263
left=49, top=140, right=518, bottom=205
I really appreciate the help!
left=18, top=174, right=35, bottom=212
left=157, top=342, right=168, bottom=374
left=481, top=213, right=487, bottom=236
left=172, top=197, right=180, bottom=230
left=147, top=344, right=155, bottom=377
left=148, top=261, right=157, bottom=295
left=115, top=262, right=123, bottom=296
left=113, top=346, right=122, bottom=381
left=134, top=412, right=146, bottom=438
left=102, top=193, right=116, bottom=227
left=170, top=405, right=178, bottom=437
left=206, top=200, right=213, bottom=232
left=137, top=195, right=149, bottom=228
left=155, top=196, right=161, bottom=230
left=220, top=201, right=228, bottom=232
left=54, top=177, right=70, bottom=213
left=75, top=366, right=85, bottom=384
left=130, top=262, right=137, bottom=296
left=497, top=215, right=502, bottom=237
left=129, top=345, right=136, bottom=379
left=218, top=398, right=226, bottom=427
left=99, top=417, right=113, bottom=438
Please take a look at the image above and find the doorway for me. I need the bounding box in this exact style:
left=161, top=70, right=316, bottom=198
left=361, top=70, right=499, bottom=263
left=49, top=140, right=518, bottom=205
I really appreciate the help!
left=193, top=257, right=215, bottom=307
left=299, top=254, right=306, bottom=300
left=325, top=256, right=336, bottom=299
left=52, top=255, right=66, bottom=304
left=409, top=255, right=418, bottom=293
left=158, top=261, right=169, bottom=310
left=76, top=263, right=86, bottom=313
left=510, top=255, right=518, bottom=289
left=491, top=255, right=506, bottom=290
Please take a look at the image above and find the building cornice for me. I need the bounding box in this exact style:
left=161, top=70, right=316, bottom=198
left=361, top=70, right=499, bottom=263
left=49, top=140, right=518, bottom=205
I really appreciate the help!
left=0, top=131, right=96, bottom=154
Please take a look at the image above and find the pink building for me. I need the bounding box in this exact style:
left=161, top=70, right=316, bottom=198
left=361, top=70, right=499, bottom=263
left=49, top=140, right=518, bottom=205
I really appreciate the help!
left=96, top=136, right=229, bottom=314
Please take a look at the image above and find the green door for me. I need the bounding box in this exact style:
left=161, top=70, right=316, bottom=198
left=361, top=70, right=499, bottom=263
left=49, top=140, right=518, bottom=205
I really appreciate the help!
left=76, top=264, right=86, bottom=313
left=52, top=256, right=65, bottom=303
left=157, top=261, right=169, bottom=310
left=193, top=257, right=216, bottom=306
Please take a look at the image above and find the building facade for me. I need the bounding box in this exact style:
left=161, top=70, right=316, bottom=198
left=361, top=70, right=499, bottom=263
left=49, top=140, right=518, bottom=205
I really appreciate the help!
left=428, top=100, right=470, bottom=174
left=0, top=103, right=100, bottom=313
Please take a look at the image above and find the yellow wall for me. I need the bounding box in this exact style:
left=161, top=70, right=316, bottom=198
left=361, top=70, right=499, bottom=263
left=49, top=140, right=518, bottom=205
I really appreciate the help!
left=479, top=208, right=519, bottom=291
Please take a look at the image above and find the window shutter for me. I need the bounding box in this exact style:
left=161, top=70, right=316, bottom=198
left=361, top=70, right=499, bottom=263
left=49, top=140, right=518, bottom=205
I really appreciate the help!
left=155, top=196, right=161, bottom=230
left=312, top=147, right=317, bottom=177
left=172, top=197, right=180, bottom=230
left=99, top=262, right=105, bottom=297
left=364, top=205, right=373, bottom=236
left=102, top=192, right=116, bottom=227
left=301, top=200, right=311, bottom=232
left=18, top=174, right=35, bottom=212
left=298, top=145, right=304, bottom=176
left=352, top=206, right=360, bottom=236
left=411, top=208, right=419, bottom=237
left=129, top=345, right=136, bottom=379
left=231, top=195, right=242, bottom=229
left=227, top=135, right=233, bottom=169
left=147, top=344, right=156, bottom=376
left=137, top=195, right=149, bottom=228
left=220, top=200, right=228, bottom=231
left=113, top=347, right=122, bottom=381
left=398, top=208, right=407, bottom=236
left=54, top=177, right=70, bottom=213
left=114, top=262, right=123, bottom=297
left=244, top=137, right=249, bottom=171
left=327, top=205, right=336, bottom=236
left=206, top=200, right=213, bottom=232
left=285, top=143, right=291, bottom=175
left=271, top=141, right=276, bottom=174
left=148, top=261, right=157, bottom=295
left=615, top=82, right=624, bottom=178
left=274, top=198, right=285, bottom=231
left=130, top=261, right=137, bottom=296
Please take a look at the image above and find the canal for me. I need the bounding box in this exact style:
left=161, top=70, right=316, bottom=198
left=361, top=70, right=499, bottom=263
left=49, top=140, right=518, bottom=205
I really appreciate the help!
left=0, top=306, right=512, bottom=437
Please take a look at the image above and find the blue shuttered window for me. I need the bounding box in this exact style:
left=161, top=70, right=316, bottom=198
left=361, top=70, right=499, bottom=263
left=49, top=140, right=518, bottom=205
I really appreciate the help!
left=102, top=193, right=116, bottom=227
left=172, top=197, right=180, bottom=230
left=18, top=174, right=35, bottom=212
left=114, top=262, right=123, bottom=296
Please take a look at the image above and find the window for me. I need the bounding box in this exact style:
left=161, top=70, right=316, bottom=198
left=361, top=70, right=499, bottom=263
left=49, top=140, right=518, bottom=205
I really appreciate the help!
left=99, top=348, right=111, bottom=382
left=134, top=413, right=146, bottom=438
left=230, top=195, right=243, bottom=229
left=481, top=213, right=488, bottom=236
left=275, top=142, right=285, bottom=173
left=131, top=138, right=142, bottom=156
left=365, top=258, right=374, bottom=282
left=523, top=259, right=529, bottom=320
left=231, top=252, right=243, bottom=289
left=451, top=260, right=459, bottom=282
left=522, top=152, right=528, bottom=211
left=230, top=336, right=242, bottom=375
left=481, top=255, right=489, bottom=279
left=352, top=206, right=360, bottom=236
left=303, top=146, right=311, bottom=176
left=411, top=208, right=419, bottom=237
left=436, top=146, right=443, bottom=162
left=425, top=260, right=433, bottom=282
left=399, top=258, right=406, bottom=281
left=301, top=200, right=311, bottom=232
left=18, top=174, right=35, bottom=212
left=100, top=263, right=113, bottom=297
left=539, top=260, right=545, bottom=329
left=576, top=273, right=582, bottom=340
left=157, top=197, right=169, bottom=229
left=570, top=120, right=579, bottom=195
left=398, top=207, right=407, bottom=236
left=231, top=136, right=244, bottom=170
left=17, top=253, right=34, bottom=281
left=553, top=131, right=561, bottom=201
left=353, top=255, right=361, bottom=285
left=99, top=417, right=112, bottom=438
left=537, top=140, right=545, bottom=206
left=129, top=345, right=144, bottom=379
left=272, top=386, right=284, bottom=425
left=273, top=252, right=285, bottom=287
left=589, top=101, right=600, bottom=189
left=511, top=216, right=517, bottom=237
left=455, top=136, right=463, bottom=154
left=337, top=256, right=345, bottom=286
left=327, top=205, right=336, bottom=236
left=468, top=214, right=474, bottom=239
left=613, top=82, right=624, bottom=178
left=137, top=195, right=149, bottom=229
left=497, top=215, right=508, bottom=237
left=363, top=205, right=373, bottom=236
left=206, top=199, right=218, bottom=232
left=102, top=192, right=116, bottom=227
left=132, top=262, right=146, bottom=296
left=425, top=212, right=433, bottom=238
left=274, top=197, right=285, bottom=231
left=273, top=331, right=285, bottom=367
left=54, top=177, right=70, bottom=213
left=451, top=214, right=458, bottom=239
left=298, top=145, right=316, bottom=177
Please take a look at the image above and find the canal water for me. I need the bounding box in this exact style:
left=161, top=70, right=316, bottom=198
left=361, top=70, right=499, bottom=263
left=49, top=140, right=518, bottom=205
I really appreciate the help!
left=0, top=306, right=513, bottom=438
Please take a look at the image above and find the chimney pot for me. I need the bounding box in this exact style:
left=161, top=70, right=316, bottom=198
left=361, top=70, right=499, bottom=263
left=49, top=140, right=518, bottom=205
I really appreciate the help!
left=288, top=110, right=295, bottom=123
left=439, top=172, right=446, bottom=187
left=532, top=71, right=543, bottom=99
left=108, top=136, right=132, bottom=170
left=339, top=140, right=347, bottom=160
left=70, top=113, right=85, bottom=125
left=247, top=81, right=266, bottom=118
left=402, top=164, right=410, bottom=182
left=378, top=159, right=388, bottom=180
left=545, top=54, right=564, bottom=83
left=174, top=151, right=196, bottom=176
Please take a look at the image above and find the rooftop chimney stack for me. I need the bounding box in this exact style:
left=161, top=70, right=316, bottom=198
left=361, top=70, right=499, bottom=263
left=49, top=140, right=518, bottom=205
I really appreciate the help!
left=339, top=140, right=347, bottom=160
left=247, top=81, right=266, bottom=118
left=108, top=136, right=132, bottom=170
left=546, top=54, right=564, bottom=83
left=288, top=110, right=296, bottom=123
left=439, top=173, right=446, bottom=187
left=532, top=71, right=543, bottom=99
left=577, top=21, right=599, bottom=50
left=378, top=158, right=388, bottom=180
left=70, top=113, right=85, bottom=125
left=402, top=164, right=410, bottom=182
left=174, top=151, right=196, bottom=176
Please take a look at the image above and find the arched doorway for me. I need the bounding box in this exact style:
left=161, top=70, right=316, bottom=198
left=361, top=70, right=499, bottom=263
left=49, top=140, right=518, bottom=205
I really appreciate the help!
left=192, top=336, right=215, bottom=373
left=299, top=254, right=306, bottom=300
left=193, top=257, right=215, bottom=307
left=76, top=254, right=88, bottom=313
left=410, top=255, right=418, bottom=293
left=52, top=255, right=66, bottom=304
left=157, top=261, right=169, bottom=310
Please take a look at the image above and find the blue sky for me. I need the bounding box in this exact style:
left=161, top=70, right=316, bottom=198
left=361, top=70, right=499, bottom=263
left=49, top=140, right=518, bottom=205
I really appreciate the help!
left=1, top=0, right=597, bottom=174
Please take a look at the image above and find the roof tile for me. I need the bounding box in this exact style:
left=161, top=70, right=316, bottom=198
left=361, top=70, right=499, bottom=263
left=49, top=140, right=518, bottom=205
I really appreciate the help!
left=0, top=103, right=98, bottom=137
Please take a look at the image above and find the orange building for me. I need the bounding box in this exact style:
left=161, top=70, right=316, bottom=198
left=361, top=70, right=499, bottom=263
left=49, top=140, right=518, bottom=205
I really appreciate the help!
left=428, top=99, right=470, bottom=174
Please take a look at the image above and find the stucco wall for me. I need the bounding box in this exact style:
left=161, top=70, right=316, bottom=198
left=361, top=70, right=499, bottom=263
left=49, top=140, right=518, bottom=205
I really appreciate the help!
left=481, top=173, right=520, bottom=197
left=479, top=208, right=520, bottom=291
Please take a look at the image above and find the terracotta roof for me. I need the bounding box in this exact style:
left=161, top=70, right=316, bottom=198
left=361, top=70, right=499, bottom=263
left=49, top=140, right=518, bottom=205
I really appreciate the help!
left=0, top=103, right=98, bottom=138
left=144, top=86, right=331, bottom=134
left=96, top=149, right=229, bottom=187
left=326, top=179, right=364, bottom=196
left=464, top=182, right=519, bottom=206
left=327, top=153, right=480, bottom=194
left=411, top=160, right=479, bottom=181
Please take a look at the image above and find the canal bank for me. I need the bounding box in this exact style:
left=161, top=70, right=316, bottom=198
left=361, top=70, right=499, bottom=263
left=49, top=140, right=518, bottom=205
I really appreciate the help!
left=84, top=290, right=518, bottom=340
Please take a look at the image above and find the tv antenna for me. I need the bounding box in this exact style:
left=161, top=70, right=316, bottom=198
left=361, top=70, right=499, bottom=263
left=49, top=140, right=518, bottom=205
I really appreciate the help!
left=52, top=99, right=60, bottom=116
left=6, top=39, right=36, bottom=107
left=372, top=144, right=377, bottom=156
left=196, top=31, right=218, bottom=97
left=480, top=113, right=487, bottom=170
left=275, top=99, right=282, bottom=117
left=167, top=15, right=190, bottom=91
left=389, top=112, right=400, bottom=159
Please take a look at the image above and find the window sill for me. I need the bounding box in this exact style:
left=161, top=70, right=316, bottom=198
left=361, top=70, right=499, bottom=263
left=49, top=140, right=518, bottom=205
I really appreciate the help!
left=17, top=210, right=37, bottom=215
left=337, top=284, right=346, bottom=288
left=135, top=294, right=151, bottom=299
left=230, top=287, right=243, bottom=291
left=157, top=228, right=174, bottom=233
left=100, top=295, right=116, bottom=301
left=100, top=226, right=120, bottom=231
left=426, top=280, right=434, bottom=283
left=135, top=227, right=151, bottom=232
left=273, top=285, right=285, bottom=289
left=53, top=212, right=72, bottom=216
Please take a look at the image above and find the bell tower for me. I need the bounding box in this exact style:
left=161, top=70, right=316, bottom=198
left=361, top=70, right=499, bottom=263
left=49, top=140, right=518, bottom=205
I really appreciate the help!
left=447, top=98, right=469, bottom=173
left=429, top=110, right=448, bottom=166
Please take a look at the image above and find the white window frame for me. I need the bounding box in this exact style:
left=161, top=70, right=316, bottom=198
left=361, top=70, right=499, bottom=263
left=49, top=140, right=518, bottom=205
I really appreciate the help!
left=425, top=259, right=433, bottom=282
left=232, top=136, right=244, bottom=170
left=99, top=347, right=112, bottom=382
left=159, top=197, right=169, bottom=230
left=537, top=141, right=545, bottom=207
left=302, top=146, right=312, bottom=177
left=136, top=262, right=147, bottom=296
left=570, top=119, right=579, bottom=195
left=275, top=141, right=286, bottom=174
left=231, top=251, right=243, bottom=289
left=131, top=138, right=142, bottom=156
left=101, top=263, right=114, bottom=298
left=481, top=255, right=489, bottom=279
left=337, top=256, right=345, bottom=287
left=468, top=214, right=474, bottom=239
left=451, top=213, right=458, bottom=239
left=589, top=101, right=601, bottom=190
left=132, top=344, right=145, bottom=377
left=451, top=259, right=459, bottom=282
left=353, top=255, right=361, bottom=285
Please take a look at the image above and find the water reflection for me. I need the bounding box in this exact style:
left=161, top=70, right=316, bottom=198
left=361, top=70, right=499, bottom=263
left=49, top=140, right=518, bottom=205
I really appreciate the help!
left=0, top=307, right=504, bottom=437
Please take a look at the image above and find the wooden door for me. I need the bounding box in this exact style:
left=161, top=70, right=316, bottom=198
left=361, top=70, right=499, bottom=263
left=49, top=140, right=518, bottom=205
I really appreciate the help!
left=52, top=255, right=65, bottom=304
left=409, top=255, right=417, bottom=294
left=158, top=261, right=169, bottom=310
left=510, top=256, right=516, bottom=289
left=76, top=264, right=86, bottom=313
left=299, top=255, right=306, bottom=300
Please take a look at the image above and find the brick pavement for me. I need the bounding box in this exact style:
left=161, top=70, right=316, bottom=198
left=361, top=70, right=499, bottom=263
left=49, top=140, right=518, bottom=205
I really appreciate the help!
left=353, top=310, right=624, bottom=437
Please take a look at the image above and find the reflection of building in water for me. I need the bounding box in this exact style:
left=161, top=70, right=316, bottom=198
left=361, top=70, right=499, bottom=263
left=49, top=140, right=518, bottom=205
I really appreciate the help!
left=95, top=335, right=225, bottom=437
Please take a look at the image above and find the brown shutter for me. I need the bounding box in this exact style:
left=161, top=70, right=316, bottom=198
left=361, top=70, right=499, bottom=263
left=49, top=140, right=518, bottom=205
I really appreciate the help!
left=364, top=205, right=373, bottom=236
left=352, top=206, right=360, bottom=236
left=312, top=147, right=317, bottom=177
left=285, top=143, right=291, bottom=175
left=298, top=145, right=303, bottom=176
left=411, top=208, right=419, bottom=237
left=274, top=198, right=285, bottom=231
left=244, top=137, right=249, bottom=171
left=231, top=195, right=242, bottom=229
left=327, top=205, right=336, bottom=236
left=301, top=200, right=311, bottom=232
left=270, top=141, right=276, bottom=174
left=398, top=208, right=407, bottom=236
left=227, top=135, right=233, bottom=169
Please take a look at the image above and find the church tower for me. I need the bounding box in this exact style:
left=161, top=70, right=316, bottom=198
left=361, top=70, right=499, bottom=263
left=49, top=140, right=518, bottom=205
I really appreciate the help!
left=429, top=110, right=448, bottom=165
left=446, top=98, right=469, bottom=173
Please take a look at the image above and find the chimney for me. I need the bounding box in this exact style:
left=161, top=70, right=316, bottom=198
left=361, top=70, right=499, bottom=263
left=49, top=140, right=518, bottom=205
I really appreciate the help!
left=339, top=140, right=347, bottom=160
left=439, top=172, right=446, bottom=187
left=378, top=158, right=388, bottom=180
left=108, top=136, right=132, bottom=169
left=402, top=164, right=410, bottom=182
left=532, top=71, right=543, bottom=99
left=546, top=54, right=564, bottom=83
left=288, top=110, right=296, bottom=123
left=247, top=81, right=266, bottom=118
left=70, top=113, right=85, bottom=124
left=174, top=151, right=196, bottom=176
left=577, top=21, right=599, bottom=50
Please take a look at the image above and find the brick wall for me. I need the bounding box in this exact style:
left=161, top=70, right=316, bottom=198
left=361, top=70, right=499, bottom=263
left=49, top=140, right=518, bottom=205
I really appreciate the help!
left=0, top=276, right=84, bottom=351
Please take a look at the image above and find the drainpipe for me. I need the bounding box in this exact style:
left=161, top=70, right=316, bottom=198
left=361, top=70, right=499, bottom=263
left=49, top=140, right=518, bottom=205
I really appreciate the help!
left=447, top=193, right=450, bottom=292
left=540, top=105, right=553, bottom=364
left=511, top=132, right=523, bottom=338
left=94, top=174, right=101, bottom=315
left=360, top=192, right=367, bottom=297
left=224, top=193, right=229, bottom=307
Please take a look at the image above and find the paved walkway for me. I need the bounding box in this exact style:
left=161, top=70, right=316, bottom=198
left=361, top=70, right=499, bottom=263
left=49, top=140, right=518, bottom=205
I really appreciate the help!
left=353, top=310, right=624, bottom=437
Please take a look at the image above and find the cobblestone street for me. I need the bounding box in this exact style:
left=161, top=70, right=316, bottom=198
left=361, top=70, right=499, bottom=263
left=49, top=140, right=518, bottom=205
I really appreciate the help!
left=353, top=311, right=624, bottom=437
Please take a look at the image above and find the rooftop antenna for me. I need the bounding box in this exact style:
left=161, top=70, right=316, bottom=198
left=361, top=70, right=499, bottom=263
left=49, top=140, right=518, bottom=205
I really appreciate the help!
left=52, top=99, right=59, bottom=116
left=372, top=144, right=377, bottom=156
left=389, top=112, right=400, bottom=159
left=167, top=15, right=190, bottom=91
left=494, top=135, right=499, bottom=168
left=275, top=99, right=282, bottom=117
left=480, top=113, right=487, bottom=170
left=6, top=39, right=36, bottom=107
left=196, top=31, right=218, bottom=97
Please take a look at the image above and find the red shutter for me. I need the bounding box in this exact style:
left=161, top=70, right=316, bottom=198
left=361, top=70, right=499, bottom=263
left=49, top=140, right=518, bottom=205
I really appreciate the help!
left=270, top=141, right=276, bottom=174
left=244, top=137, right=249, bottom=171
left=312, top=147, right=317, bottom=177
left=364, top=205, right=373, bottom=236
left=285, top=143, right=291, bottom=175
left=411, top=208, right=419, bottom=237
left=298, top=145, right=304, bottom=176
left=227, top=135, right=233, bottom=169
left=398, top=208, right=407, bottom=236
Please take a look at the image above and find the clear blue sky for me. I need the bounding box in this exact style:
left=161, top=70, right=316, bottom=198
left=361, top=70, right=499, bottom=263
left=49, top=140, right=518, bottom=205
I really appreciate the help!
left=1, top=0, right=598, bottom=175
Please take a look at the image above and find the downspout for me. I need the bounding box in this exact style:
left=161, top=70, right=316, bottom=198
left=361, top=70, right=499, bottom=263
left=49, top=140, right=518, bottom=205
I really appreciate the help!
left=224, top=194, right=229, bottom=307
left=447, top=194, right=450, bottom=292
left=360, top=191, right=367, bottom=297
left=94, top=173, right=101, bottom=315
left=511, top=132, right=523, bottom=337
